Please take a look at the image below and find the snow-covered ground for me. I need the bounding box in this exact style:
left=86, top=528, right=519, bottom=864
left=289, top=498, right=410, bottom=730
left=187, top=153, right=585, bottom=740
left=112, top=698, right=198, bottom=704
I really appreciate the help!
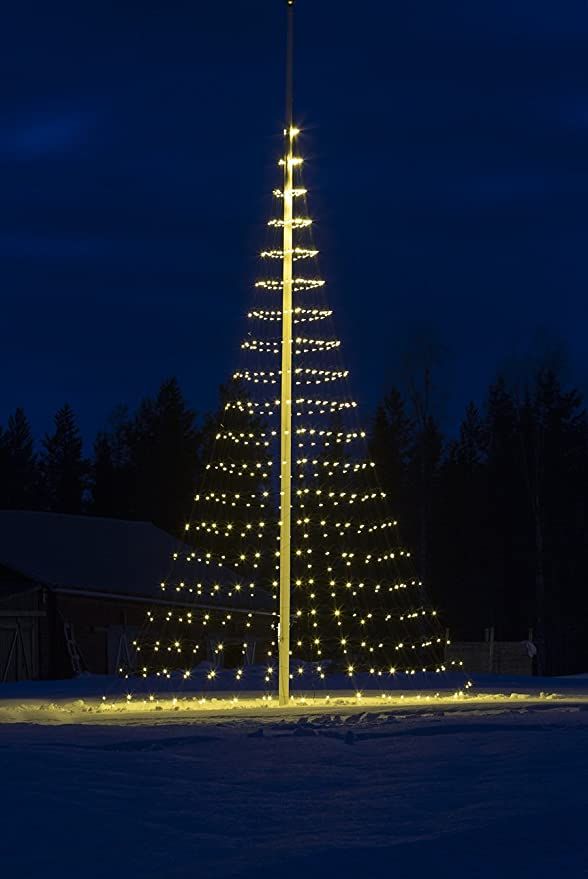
left=1, top=675, right=587, bottom=877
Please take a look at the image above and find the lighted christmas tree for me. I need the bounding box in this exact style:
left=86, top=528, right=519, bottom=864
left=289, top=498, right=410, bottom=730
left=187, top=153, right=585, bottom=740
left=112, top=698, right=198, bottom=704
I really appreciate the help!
left=134, top=0, right=456, bottom=704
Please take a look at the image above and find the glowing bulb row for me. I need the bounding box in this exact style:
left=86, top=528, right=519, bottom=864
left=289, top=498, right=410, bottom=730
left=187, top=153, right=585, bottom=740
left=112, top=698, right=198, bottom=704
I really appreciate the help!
left=296, top=488, right=386, bottom=502
left=241, top=338, right=341, bottom=353
left=192, top=498, right=399, bottom=535
left=193, top=487, right=393, bottom=511
left=248, top=307, right=331, bottom=322
left=224, top=398, right=357, bottom=414
left=233, top=367, right=348, bottom=385
left=255, top=278, right=325, bottom=292
left=268, top=217, right=312, bottom=229
left=213, top=428, right=366, bottom=447
left=278, top=156, right=303, bottom=167
left=260, top=247, right=318, bottom=260
left=272, top=187, right=307, bottom=198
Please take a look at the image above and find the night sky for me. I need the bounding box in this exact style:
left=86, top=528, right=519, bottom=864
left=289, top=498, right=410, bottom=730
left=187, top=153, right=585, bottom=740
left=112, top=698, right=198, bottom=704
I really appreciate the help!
left=2, top=0, right=587, bottom=443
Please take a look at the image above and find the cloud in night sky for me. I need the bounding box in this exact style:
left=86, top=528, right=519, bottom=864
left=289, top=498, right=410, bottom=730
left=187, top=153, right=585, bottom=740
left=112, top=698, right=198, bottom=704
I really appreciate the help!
left=0, top=111, right=95, bottom=159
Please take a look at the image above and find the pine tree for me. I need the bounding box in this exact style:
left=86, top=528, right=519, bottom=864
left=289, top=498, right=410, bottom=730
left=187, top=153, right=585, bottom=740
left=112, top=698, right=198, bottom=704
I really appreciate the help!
left=127, top=378, right=201, bottom=535
left=479, top=379, right=521, bottom=638
left=407, top=413, right=443, bottom=591
left=0, top=408, right=39, bottom=509
left=517, top=367, right=588, bottom=673
left=0, top=424, right=7, bottom=508
left=436, top=402, right=491, bottom=636
left=454, top=402, right=486, bottom=469
left=369, top=387, right=413, bottom=522
left=40, top=404, right=85, bottom=513
left=90, top=406, right=133, bottom=519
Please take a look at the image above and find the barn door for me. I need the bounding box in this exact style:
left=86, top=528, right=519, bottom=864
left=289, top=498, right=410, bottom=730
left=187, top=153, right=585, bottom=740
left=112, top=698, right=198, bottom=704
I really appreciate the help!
left=0, top=618, right=36, bottom=681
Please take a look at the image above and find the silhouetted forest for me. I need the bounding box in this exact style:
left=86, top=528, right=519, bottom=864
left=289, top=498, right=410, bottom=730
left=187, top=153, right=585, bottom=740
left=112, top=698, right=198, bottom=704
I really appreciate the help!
left=1, top=367, right=587, bottom=675
left=370, top=367, right=588, bottom=677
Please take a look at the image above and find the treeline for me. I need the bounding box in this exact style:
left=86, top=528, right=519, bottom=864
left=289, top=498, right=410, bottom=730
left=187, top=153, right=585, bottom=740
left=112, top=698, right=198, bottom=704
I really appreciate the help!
left=370, top=367, right=588, bottom=676
left=0, top=378, right=203, bottom=536
left=1, top=367, right=587, bottom=674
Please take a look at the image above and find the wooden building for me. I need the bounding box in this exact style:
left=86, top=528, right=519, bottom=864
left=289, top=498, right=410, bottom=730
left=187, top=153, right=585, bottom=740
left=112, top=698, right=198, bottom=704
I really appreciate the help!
left=0, top=511, right=273, bottom=682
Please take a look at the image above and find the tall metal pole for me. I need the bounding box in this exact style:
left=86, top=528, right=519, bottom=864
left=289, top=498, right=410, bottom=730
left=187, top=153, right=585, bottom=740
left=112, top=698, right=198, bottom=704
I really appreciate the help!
left=278, top=0, right=295, bottom=707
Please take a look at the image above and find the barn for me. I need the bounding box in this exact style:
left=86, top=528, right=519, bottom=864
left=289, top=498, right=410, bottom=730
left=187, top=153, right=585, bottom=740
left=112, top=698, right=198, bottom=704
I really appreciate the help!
left=0, top=510, right=273, bottom=682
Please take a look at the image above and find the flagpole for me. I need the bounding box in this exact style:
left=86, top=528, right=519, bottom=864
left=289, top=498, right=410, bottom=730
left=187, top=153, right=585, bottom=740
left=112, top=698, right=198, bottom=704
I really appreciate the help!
left=278, top=0, right=296, bottom=706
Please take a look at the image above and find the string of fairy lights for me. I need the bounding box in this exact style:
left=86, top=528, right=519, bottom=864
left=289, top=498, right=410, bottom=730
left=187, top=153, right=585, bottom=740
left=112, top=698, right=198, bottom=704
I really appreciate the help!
left=130, top=132, right=464, bottom=690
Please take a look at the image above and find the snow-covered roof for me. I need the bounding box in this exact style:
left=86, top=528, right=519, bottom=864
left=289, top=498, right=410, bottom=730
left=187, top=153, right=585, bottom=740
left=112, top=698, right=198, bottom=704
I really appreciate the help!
left=0, top=511, right=272, bottom=610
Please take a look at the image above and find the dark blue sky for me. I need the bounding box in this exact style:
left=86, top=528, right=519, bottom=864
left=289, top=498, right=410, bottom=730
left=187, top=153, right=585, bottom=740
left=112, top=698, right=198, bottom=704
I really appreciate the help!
left=2, top=0, right=588, bottom=444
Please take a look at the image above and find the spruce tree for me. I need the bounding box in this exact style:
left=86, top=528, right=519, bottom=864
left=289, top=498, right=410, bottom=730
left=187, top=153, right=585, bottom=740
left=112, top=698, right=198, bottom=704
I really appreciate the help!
left=407, top=413, right=443, bottom=591
left=437, top=402, right=490, bottom=636
left=0, top=408, right=39, bottom=509
left=518, top=367, right=588, bottom=673
left=90, top=406, right=133, bottom=519
left=127, top=378, right=201, bottom=535
left=0, top=424, right=7, bottom=508
left=481, top=377, right=529, bottom=639
left=369, top=387, right=413, bottom=523
left=454, top=402, right=486, bottom=469
left=40, top=404, right=85, bottom=513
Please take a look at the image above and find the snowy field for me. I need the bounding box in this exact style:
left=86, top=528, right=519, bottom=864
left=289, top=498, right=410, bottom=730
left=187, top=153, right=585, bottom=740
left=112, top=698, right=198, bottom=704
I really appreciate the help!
left=1, top=675, right=587, bottom=878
